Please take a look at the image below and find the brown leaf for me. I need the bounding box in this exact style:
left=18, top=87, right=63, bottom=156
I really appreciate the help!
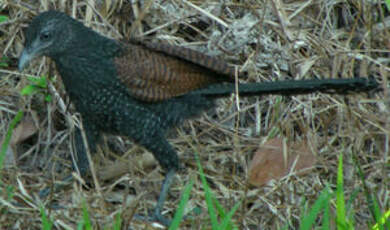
left=248, top=138, right=316, bottom=186
left=98, top=153, right=156, bottom=180
left=11, top=112, right=38, bottom=145
left=0, top=141, right=15, bottom=168
left=0, top=112, right=39, bottom=168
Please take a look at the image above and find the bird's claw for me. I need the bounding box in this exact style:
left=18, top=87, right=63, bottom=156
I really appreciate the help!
left=132, top=211, right=171, bottom=227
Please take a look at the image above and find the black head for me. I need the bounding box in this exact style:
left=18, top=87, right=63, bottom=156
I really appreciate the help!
left=18, top=11, right=86, bottom=71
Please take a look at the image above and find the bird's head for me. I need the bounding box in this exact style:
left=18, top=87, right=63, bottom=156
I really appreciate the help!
left=18, top=11, right=81, bottom=71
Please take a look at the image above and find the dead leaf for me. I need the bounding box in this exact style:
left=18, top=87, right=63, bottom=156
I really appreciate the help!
left=248, top=138, right=316, bottom=186
left=98, top=152, right=156, bottom=180
left=11, top=111, right=38, bottom=145
left=0, top=142, right=15, bottom=167
left=1, top=112, right=39, bottom=168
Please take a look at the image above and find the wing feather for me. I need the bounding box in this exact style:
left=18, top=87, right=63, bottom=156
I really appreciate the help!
left=114, top=41, right=235, bottom=102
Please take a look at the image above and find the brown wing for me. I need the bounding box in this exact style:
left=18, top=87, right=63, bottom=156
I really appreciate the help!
left=114, top=41, right=235, bottom=102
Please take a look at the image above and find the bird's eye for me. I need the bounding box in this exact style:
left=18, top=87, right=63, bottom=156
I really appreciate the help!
left=40, top=31, right=51, bottom=41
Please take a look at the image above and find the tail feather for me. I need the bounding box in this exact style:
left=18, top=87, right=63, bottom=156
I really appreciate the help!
left=192, top=77, right=379, bottom=98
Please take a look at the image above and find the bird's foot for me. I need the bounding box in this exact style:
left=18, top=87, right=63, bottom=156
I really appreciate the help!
left=132, top=209, right=171, bottom=227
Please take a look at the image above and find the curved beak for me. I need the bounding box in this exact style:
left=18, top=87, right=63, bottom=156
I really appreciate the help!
left=18, top=48, right=34, bottom=71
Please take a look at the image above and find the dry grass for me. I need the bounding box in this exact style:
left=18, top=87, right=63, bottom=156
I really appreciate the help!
left=0, top=0, right=389, bottom=229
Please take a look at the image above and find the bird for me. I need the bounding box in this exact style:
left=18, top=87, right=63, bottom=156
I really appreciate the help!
left=18, top=10, right=378, bottom=225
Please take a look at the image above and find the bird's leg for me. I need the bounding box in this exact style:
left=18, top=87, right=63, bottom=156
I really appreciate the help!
left=153, top=168, right=176, bottom=226
left=143, top=140, right=179, bottom=226
left=132, top=168, right=176, bottom=226
left=127, top=118, right=179, bottom=226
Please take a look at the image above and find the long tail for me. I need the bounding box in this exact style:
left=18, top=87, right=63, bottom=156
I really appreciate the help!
left=193, top=77, right=379, bottom=97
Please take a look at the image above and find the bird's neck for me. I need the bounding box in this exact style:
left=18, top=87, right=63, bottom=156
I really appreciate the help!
left=53, top=39, right=123, bottom=101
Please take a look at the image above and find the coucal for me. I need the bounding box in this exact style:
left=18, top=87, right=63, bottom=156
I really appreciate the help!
left=18, top=11, right=378, bottom=225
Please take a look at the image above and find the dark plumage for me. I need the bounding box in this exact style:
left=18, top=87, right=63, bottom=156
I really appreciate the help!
left=18, top=11, right=378, bottom=225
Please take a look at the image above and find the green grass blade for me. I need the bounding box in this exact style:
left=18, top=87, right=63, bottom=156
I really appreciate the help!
left=213, top=196, right=227, bottom=218
left=352, top=153, right=384, bottom=230
left=384, top=210, right=390, bottom=229
left=0, top=56, right=9, bottom=67
left=20, top=85, right=39, bottom=96
left=386, top=0, right=390, bottom=10
left=345, top=187, right=360, bottom=226
left=371, top=195, right=384, bottom=230
left=112, top=212, right=121, bottom=230
left=40, top=206, right=53, bottom=230
left=218, top=200, right=241, bottom=230
left=45, top=94, right=52, bottom=102
left=195, top=152, right=218, bottom=229
left=371, top=209, right=390, bottom=230
left=77, top=222, right=84, bottom=230
left=0, top=15, right=8, bottom=23
left=322, top=197, right=330, bottom=230
left=26, top=75, right=48, bottom=88
left=36, top=75, right=48, bottom=88
left=336, top=154, right=348, bottom=230
left=81, top=201, right=92, bottom=230
left=0, top=110, right=24, bottom=173
left=300, top=188, right=331, bottom=230
left=169, top=178, right=194, bottom=230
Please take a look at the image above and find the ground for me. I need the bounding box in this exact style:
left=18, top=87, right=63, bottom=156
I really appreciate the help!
left=0, top=1, right=388, bottom=229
